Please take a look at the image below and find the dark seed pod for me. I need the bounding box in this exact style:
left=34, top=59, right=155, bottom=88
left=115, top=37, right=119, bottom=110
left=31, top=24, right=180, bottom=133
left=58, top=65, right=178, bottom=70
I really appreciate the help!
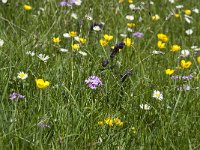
left=120, top=70, right=132, bottom=82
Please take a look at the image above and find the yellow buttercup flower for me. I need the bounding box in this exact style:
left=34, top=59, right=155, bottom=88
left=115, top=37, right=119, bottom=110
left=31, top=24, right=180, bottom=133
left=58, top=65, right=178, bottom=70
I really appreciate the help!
left=114, top=118, right=123, bottom=126
left=180, top=60, right=192, bottom=69
left=24, top=5, right=32, bottom=11
left=103, top=34, right=113, bottom=41
left=171, top=44, right=181, bottom=52
left=128, top=0, right=133, bottom=4
left=184, top=10, right=192, bottom=15
left=157, top=40, right=165, bottom=49
left=123, top=38, right=132, bottom=47
left=174, top=13, right=180, bottom=18
left=152, top=14, right=160, bottom=21
left=52, top=37, right=61, bottom=43
left=127, top=23, right=135, bottom=28
left=196, top=56, right=200, bottom=63
left=35, top=79, right=50, bottom=89
left=100, top=39, right=109, bottom=46
left=98, top=121, right=104, bottom=126
left=79, top=38, right=87, bottom=44
left=69, top=31, right=77, bottom=37
left=71, top=44, right=80, bottom=50
left=104, top=117, right=113, bottom=127
left=165, top=69, right=174, bottom=75
left=157, top=33, right=169, bottom=42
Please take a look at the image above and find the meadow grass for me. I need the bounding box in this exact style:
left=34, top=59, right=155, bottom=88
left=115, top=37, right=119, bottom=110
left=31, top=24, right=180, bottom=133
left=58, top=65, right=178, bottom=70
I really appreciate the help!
left=0, top=0, right=200, bottom=149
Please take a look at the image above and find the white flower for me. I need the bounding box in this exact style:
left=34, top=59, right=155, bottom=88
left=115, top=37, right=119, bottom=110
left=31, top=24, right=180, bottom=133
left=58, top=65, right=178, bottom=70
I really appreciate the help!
left=38, top=54, right=50, bottom=63
left=26, top=51, right=35, bottom=56
left=150, top=1, right=154, bottom=5
left=71, top=13, right=78, bottom=19
left=192, top=8, right=199, bottom=14
left=152, top=50, right=165, bottom=55
left=0, top=39, right=4, bottom=47
left=127, top=28, right=133, bottom=32
left=153, top=90, right=163, bottom=101
left=17, top=72, right=28, bottom=80
left=129, top=4, right=136, bottom=10
left=63, top=33, right=70, bottom=38
left=85, top=14, right=93, bottom=20
left=126, top=15, right=134, bottom=21
left=2, top=0, right=7, bottom=3
left=120, top=34, right=127, bottom=38
left=169, top=0, right=174, bottom=3
left=180, top=50, right=190, bottom=57
left=75, top=0, right=82, bottom=6
left=93, top=26, right=101, bottom=31
left=176, top=5, right=184, bottom=9
left=78, top=51, right=87, bottom=56
left=74, top=36, right=80, bottom=42
left=184, top=15, right=192, bottom=24
left=185, top=29, right=193, bottom=35
left=140, top=104, right=151, bottom=110
left=191, top=46, right=200, bottom=51
left=60, top=48, right=68, bottom=52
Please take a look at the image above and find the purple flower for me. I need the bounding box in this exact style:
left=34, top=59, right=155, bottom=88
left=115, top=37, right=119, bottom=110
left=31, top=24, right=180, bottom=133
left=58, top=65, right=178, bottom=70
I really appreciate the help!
left=60, top=1, right=68, bottom=6
left=85, top=76, right=103, bottom=89
left=132, top=32, right=143, bottom=38
left=171, top=74, right=193, bottom=80
left=182, top=74, right=193, bottom=80
left=9, top=92, right=25, bottom=101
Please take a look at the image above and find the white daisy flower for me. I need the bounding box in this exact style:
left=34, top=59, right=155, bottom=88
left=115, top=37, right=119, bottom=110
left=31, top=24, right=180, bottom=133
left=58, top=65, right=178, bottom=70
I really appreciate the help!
left=60, top=48, right=68, bottom=52
left=176, top=5, right=184, bottom=9
left=26, top=51, right=35, bottom=56
left=180, top=50, right=190, bottom=57
left=191, top=46, right=200, bottom=51
left=17, top=72, right=28, bottom=80
left=75, top=0, right=82, bottom=6
left=78, top=51, right=87, bottom=56
left=93, top=26, right=101, bottom=31
left=0, top=39, right=4, bottom=47
left=152, top=50, right=165, bottom=55
left=126, top=15, right=134, bottom=21
left=63, top=33, right=70, bottom=38
left=2, top=0, right=7, bottom=3
left=38, top=54, right=50, bottom=63
left=192, top=8, right=199, bottom=14
left=153, top=90, right=163, bottom=101
left=140, top=104, right=151, bottom=110
left=185, top=29, right=193, bottom=35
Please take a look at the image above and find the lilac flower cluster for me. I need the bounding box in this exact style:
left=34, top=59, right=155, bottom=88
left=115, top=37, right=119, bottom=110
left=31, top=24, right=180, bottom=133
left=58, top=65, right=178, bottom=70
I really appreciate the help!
left=171, top=74, right=193, bottom=80
left=9, top=92, right=25, bottom=100
left=85, top=76, right=103, bottom=89
left=60, top=0, right=81, bottom=6
left=132, top=32, right=144, bottom=38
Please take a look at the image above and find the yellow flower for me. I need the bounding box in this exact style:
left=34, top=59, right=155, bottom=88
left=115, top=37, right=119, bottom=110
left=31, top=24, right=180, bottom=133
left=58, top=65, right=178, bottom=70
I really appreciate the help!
left=127, top=23, right=136, bottom=28
left=52, top=37, right=61, bottom=43
left=157, top=33, right=169, bottom=42
left=180, top=60, right=192, bottom=69
left=128, top=0, right=133, bottom=3
left=157, top=40, right=166, bottom=49
left=184, top=10, right=192, bottom=15
left=114, top=118, right=123, bottom=126
left=103, top=34, right=113, bottom=41
left=79, top=38, right=87, bottom=44
left=71, top=44, right=80, bottom=50
left=123, top=38, right=132, bottom=47
left=104, top=117, right=113, bottom=127
left=69, top=31, right=77, bottom=37
left=24, top=5, right=32, bottom=11
left=35, top=79, right=50, bottom=89
left=197, top=56, right=200, bottom=63
left=100, top=39, right=109, bottom=46
left=174, top=13, right=180, bottom=18
left=165, top=69, right=174, bottom=75
left=171, top=44, right=181, bottom=52
left=152, top=14, right=160, bottom=21
left=98, top=121, right=104, bottom=126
